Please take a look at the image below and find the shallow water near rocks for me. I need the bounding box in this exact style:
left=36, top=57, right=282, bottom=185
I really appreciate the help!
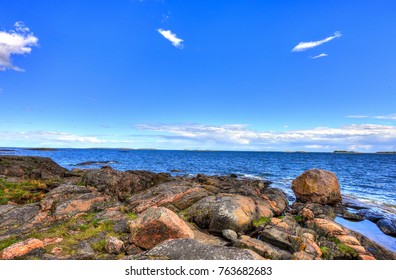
left=335, top=217, right=396, bottom=253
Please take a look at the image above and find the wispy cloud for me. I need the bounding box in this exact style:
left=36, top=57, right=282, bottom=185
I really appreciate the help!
left=292, top=31, right=342, bottom=52
left=347, top=114, right=396, bottom=120
left=0, top=21, right=39, bottom=71
left=157, top=28, right=183, bottom=48
left=0, top=131, right=104, bottom=144
left=311, top=53, right=328, bottom=59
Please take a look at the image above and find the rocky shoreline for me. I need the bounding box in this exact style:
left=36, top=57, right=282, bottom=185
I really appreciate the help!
left=0, top=155, right=395, bottom=260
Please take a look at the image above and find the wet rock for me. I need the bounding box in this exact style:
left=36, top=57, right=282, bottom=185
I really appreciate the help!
left=1, top=238, right=44, bottom=260
left=357, top=209, right=385, bottom=223
left=234, top=235, right=291, bottom=260
left=351, top=231, right=396, bottom=260
left=128, top=206, right=194, bottom=249
left=222, top=229, right=238, bottom=241
left=342, top=211, right=365, bottom=221
left=186, top=194, right=275, bottom=234
left=376, top=219, right=396, bottom=236
left=72, top=161, right=120, bottom=167
left=82, top=167, right=172, bottom=200
left=292, top=169, right=342, bottom=205
left=0, top=156, right=68, bottom=180
left=105, top=236, right=124, bottom=254
left=133, top=238, right=264, bottom=260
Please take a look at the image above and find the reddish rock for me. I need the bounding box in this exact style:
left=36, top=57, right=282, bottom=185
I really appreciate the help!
left=1, top=238, right=44, bottom=260
left=53, top=194, right=108, bottom=217
left=300, top=208, right=315, bottom=221
left=308, top=218, right=347, bottom=237
left=292, top=169, right=342, bottom=205
left=291, top=251, right=316, bottom=260
left=51, top=247, right=62, bottom=256
left=128, top=206, right=194, bottom=249
left=82, top=167, right=171, bottom=200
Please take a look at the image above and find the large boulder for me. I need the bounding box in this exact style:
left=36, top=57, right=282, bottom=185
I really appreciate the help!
left=0, top=156, right=68, bottom=180
left=292, top=169, right=342, bottom=205
left=128, top=206, right=194, bottom=249
left=186, top=194, right=274, bottom=234
left=132, top=238, right=264, bottom=260
left=82, top=167, right=171, bottom=200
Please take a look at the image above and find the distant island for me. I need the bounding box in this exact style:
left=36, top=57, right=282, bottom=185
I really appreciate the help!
left=333, top=150, right=362, bottom=154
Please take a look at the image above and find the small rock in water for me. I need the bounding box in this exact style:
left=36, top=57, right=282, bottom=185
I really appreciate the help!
left=376, top=219, right=396, bottom=237
left=222, top=229, right=238, bottom=241
left=342, top=211, right=365, bottom=221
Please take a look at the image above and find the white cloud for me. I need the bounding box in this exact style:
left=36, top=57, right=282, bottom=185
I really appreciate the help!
left=292, top=31, right=342, bottom=52
left=157, top=28, right=183, bottom=48
left=374, top=114, right=396, bottom=120
left=347, top=115, right=370, bottom=119
left=135, top=123, right=396, bottom=151
left=311, top=53, right=328, bottom=59
left=347, top=114, right=396, bottom=120
left=0, top=21, right=38, bottom=71
left=0, top=131, right=104, bottom=144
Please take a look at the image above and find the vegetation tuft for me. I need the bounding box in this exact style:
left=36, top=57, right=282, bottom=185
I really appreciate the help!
left=252, top=216, right=271, bottom=228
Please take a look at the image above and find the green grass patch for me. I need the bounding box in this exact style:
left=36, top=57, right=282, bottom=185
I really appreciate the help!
left=329, top=237, right=358, bottom=258
left=92, top=239, right=106, bottom=252
left=0, top=178, right=48, bottom=205
left=294, top=215, right=303, bottom=222
left=126, top=212, right=138, bottom=220
left=30, top=213, right=118, bottom=256
left=0, top=237, right=20, bottom=252
left=320, top=246, right=330, bottom=260
left=252, top=216, right=271, bottom=228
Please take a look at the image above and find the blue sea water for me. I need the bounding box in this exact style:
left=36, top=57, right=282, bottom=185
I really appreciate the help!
left=2, top=149, right=396, bottom=214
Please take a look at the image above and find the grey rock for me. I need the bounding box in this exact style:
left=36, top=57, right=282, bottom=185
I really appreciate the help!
left=222, top=229, right=238, bottom=241
left=135, top=238, right=263, bottom=260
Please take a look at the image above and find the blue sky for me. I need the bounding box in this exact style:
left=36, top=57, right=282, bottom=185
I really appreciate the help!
left=0, top=0, right=395, bottom=151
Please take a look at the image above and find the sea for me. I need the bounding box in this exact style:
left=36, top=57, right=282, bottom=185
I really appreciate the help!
left=1, top=148, right=396, bottom=251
